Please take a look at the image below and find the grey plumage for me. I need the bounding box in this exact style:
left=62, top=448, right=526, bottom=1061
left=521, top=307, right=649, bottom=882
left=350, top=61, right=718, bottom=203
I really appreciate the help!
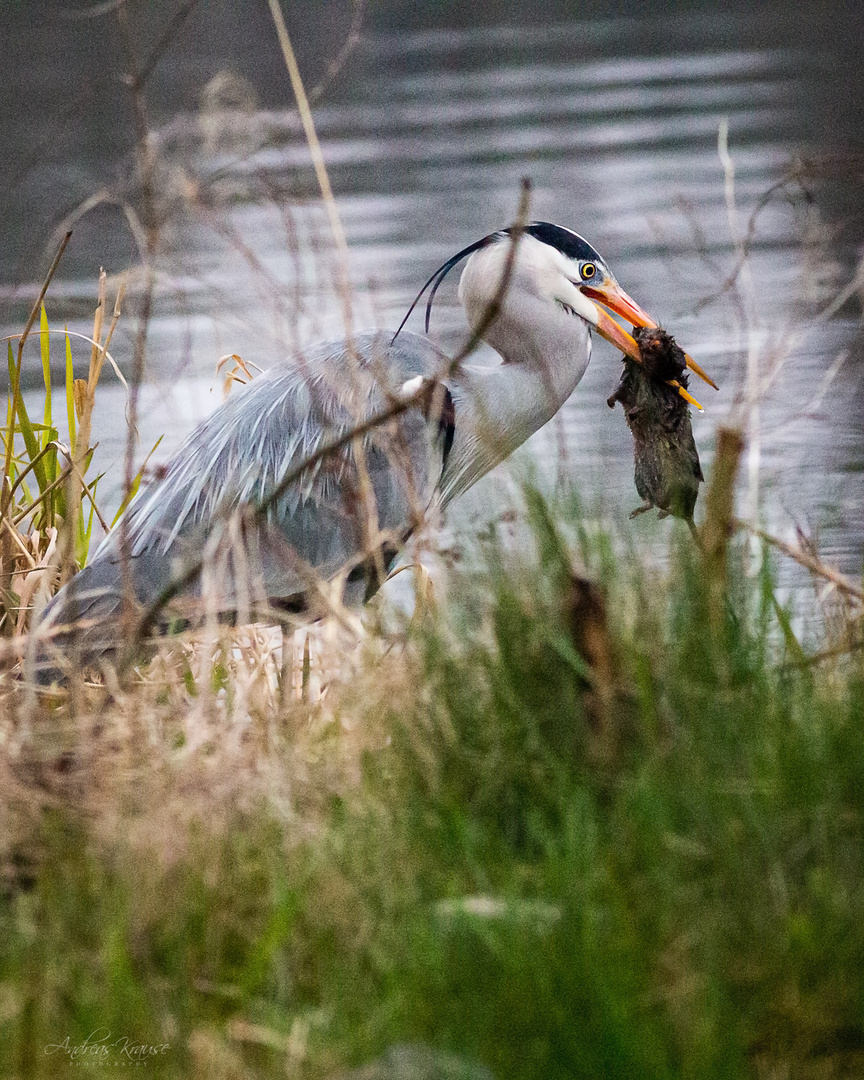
left=35, top=332, right=451, bottom=676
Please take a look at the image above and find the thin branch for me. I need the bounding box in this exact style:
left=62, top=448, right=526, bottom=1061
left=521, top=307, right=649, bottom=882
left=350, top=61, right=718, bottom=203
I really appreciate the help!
left=116, top=0, right=161, bottom=635
left=116, top=3, right=153, bottom=208
left=733, top=518, right=864, bottom=603
left=137, top=0, right=203, bottom=90
left=54, top=445, right=111, bottom=535
left=45, top=190, right=149, bottom=269
left=692, top=169, right=802, bottom=316
left=12, top=465, right=75, bottom=527
left=306, top=0, right=366, bottom=105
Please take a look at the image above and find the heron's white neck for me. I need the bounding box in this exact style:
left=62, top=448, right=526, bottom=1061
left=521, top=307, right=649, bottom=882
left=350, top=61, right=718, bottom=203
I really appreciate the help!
left=439, top=242, right=593, bottom=505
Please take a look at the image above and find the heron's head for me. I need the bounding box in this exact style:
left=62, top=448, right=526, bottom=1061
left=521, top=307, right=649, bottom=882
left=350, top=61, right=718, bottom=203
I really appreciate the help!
left=459, top=223, right=660, bottom=363
left=392, top=221, right=717, bottom=394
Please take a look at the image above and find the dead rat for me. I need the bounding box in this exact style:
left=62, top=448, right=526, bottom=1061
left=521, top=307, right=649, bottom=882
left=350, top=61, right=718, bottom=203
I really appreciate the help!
left=607, top=326, right=704, bottom=534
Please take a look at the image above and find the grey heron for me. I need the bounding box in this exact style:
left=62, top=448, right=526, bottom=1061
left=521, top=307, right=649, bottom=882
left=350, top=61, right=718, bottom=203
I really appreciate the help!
left=33, top=222, right=715, bottom=679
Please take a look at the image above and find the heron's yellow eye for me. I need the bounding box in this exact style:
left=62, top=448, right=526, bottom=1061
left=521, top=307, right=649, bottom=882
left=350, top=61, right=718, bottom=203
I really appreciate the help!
left=580, top=263, right=596, bottom=280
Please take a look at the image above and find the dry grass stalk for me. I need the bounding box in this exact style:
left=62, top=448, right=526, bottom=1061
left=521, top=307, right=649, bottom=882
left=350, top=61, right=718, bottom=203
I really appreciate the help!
left=733, top=518, right=864, bottom=604
left=265, top=0, right=354, bottom=332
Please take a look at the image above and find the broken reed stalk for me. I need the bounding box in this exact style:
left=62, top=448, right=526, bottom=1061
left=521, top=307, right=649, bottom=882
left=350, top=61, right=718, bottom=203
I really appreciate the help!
left=564, top=570, right=623, bottom=765
left=73, top=271, right=105, bottom=475
left=700, top=425, right=745, bottom=630
left=55, top=274, right=121, bottom=591
left=700, top=426, right=862, bottom=651
left=70, top=272, right=125, bottom=535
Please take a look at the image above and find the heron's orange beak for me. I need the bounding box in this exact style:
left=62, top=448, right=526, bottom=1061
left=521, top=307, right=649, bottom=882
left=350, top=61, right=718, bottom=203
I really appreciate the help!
left=584, top=277, right=719, bottom=391
left=591, top=305, right=641, bottom=361
left=583, top=278, right=655, bottom=332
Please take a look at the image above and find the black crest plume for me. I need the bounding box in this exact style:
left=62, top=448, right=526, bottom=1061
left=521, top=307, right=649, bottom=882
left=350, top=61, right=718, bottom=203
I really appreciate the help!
left=390, top=231, right=503, bottom=344
left=391, top=222, right=605, bottom=344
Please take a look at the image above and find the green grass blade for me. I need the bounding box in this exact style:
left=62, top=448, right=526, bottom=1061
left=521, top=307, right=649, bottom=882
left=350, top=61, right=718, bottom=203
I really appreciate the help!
left=111, top=436, right=163, bottom=527
left=40, top=303, right=52, bottom=450
left=16, top=400, right=47, bottom=494
left=79, top=471, right=104, bottom=563
left=7, top=342, right=47, bottom=493
left=5, top=342, right=16, bottom=487
left=80, top=498, right=96, bottom=565
left=112, top=476, right=143, bottom=527
left=771, top=592, right=807, bottom=665
left=65, top=328, right=76, bottom=456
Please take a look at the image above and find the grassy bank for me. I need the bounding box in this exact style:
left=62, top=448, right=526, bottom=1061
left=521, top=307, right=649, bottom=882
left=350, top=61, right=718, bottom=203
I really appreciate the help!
left=1, top=484, right=862, bottom=1079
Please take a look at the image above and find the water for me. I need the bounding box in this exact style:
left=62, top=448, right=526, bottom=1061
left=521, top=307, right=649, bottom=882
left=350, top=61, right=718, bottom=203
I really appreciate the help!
left=2, top=1, right=863, bottom=596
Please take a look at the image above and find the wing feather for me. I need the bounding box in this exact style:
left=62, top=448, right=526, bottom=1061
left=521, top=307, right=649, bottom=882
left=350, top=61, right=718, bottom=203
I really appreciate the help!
left=95, top=330, right=452, bottom=601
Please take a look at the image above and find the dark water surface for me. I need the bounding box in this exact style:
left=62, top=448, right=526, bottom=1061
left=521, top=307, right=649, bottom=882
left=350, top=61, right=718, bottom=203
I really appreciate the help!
left=2, top=0, right=863, bottom=597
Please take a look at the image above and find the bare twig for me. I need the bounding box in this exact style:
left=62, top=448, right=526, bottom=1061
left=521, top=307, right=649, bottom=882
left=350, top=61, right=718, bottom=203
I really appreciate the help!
left=306, top=0, right=366, bottom=105
left=116, top=1, right=161, bottom=636
left=691, top=168, right=807, bottom=316
left=46, top=190, right=149, bottom=268
left=733, top=518, right=864, bottom=603
left=12, top=465, right=75, bottom=527
left=136, top=0, right=203, bottom=90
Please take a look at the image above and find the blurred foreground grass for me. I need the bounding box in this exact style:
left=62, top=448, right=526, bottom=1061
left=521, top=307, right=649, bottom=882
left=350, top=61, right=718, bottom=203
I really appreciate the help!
left=1, top=484, right=862, bottom=1080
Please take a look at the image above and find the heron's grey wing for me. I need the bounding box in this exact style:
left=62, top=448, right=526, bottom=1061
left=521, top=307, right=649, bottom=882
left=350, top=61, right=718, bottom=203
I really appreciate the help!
left=100, top=331, right=452, bottom=609
left=33, top=331, right=452, bottom=680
